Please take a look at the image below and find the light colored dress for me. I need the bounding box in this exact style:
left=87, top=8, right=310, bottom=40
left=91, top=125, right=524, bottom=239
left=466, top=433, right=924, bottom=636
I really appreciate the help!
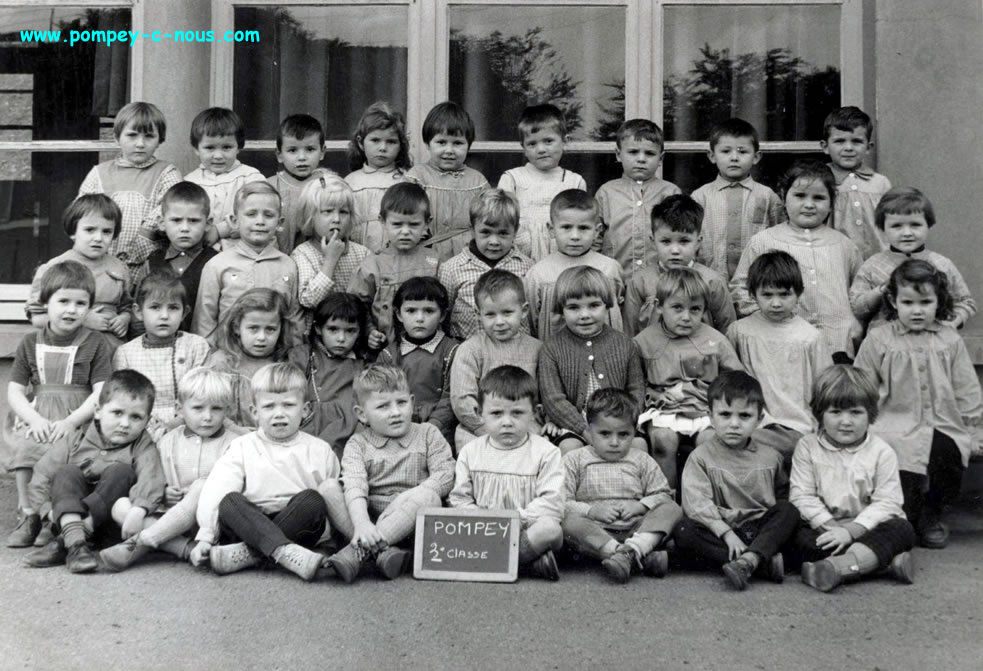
left=345, top=166, right=407, bottom=253
left=829, top=164, right=892, bottom=260
left=497, top=164, right=586, bottom=261
left=406, top=163, right=489, bottom=261
left=185, top=161, right=265, bottom=242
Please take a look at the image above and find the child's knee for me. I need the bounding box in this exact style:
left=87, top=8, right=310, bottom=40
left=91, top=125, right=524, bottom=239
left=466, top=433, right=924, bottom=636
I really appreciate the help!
left=648, top=428, right=679, bottom=456
left=694, top=428, right=715, bottom=446
left=111, top=497, right=133, bottom=525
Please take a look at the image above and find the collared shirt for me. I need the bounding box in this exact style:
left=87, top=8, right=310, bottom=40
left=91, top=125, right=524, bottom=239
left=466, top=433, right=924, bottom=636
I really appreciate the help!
left=497, top=163, right=587, bottom=261
left=164, top=244, right=205, bottom=277
left=623, top=260, right=735, bottom=337
left=185, top=161, right=265, bottom=241
left=596, top=176, right=681, bottom=278
left=828, top=163, right=892, bottom=260
left=399, top=330, right=445, bottom=356
left=563, top=445, right=673, bottom=519
left=155, top=423, right=245, bottom=502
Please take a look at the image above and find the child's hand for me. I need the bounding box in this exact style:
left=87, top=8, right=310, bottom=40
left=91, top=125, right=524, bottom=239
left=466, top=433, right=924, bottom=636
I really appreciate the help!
left=848, top=319, right=864, bottom=346
left=617, top=501, right=648, bottom=520
left=320, top=231, right=346, bottom=266
left=588, top=502, right=620, bottom=524
left=84, top=310, right=113, bottom=332
left=121, top=507, right=147, bottom=539
left=189, top=541, right=212, bottom=566
left=25, top=417, right=53, bottom=443
left=164, top=485, right=184, bottom=507
left=540, top=421, right=561, bottom=438
left=353, top=521, right=387, bottom=554
left=108, top=313, right=130, bottom=339
left=204, top=225, right=220, bottom=247
left=722, top=530, right=747, bottom=560
left=816, top=526, right=852, bottom=555
left=47, top=418, right=77, bottom=443
left=367, top=328, right=387, bottom=350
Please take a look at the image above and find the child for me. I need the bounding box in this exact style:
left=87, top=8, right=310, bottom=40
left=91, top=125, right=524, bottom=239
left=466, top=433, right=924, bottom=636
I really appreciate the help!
left=692, top=118, right=786, bottom=280
left=634, top=267, right=744, bottom=490
left=345, top=101, right=412, bottom=253
left=26, top=195, right=132, bottom=343
left=112, top=269, right=211, bottom=441
left=596, top=119, right=681, bottom=279
left=673, top=371, right=799, bottom=590
left=190, top=363, right=344, bottom=581
left=525, top=189, right=624, bottom=340
left=99, top=367, right=245, bottom=571
left=854, top=260, right=982, bottom=549
left=5, top=262, right=115, bottom=548
left=450, top=270, right=542, bottom=450
left=726, top=251, right=829, bottom=464
left=790, top=365, right=916, bottom=592
left=451, top=365, right=565, bottom=580
left=192, top=181, right=305, bottom=343
left=292, top=174, right=370, bottom=328
left=623, top=194, right=735, bottom=337
left=539, top=266, right=645, bottom=454
left=850, top=187, right=976, bottom=331
left=323, top=365, right=456, bottom=582
left=497, top=104, right=587, bottom=261
left=22, top=370, right=165, bottom=573
left=205, top=289, right=294, bottom=428
left=184, top=107, right=265, bottom=247
left=288, top=293, right=367, bottom=456
left=731, top=160, right=863, bottom=358
left=406, top=102, right=490, bottom=261
left=268, top=114, right=330, bottom=255
left=821, top=106, right=892, bottom=260
left=376, top=277, right=460, bottom=447
left=347, top=182, right=441, bottom=348
left=561, top=389, right=681, bottom=583
left=438, top=188, right=534, bottom=340
left=78, top=101, right=182, bottom=270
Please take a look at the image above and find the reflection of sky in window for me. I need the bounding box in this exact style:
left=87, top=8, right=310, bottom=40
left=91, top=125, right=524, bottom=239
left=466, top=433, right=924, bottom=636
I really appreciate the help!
left=277, top=6, right=408, bottom=46
left=0, top=8, right=90, bottom=33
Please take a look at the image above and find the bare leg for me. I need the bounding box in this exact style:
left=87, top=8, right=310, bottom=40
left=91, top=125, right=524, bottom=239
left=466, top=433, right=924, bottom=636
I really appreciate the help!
left=15, top=468, right=32, bottom=511
left=647, top=427, right=680, bottom=492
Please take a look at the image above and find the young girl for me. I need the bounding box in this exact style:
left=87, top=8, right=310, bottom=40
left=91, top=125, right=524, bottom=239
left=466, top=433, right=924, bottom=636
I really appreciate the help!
left=204, top=288, right=293, bottom=428
left=731, top=159, right=863, bottom=358
left=538, top=266, right=645, bottom=454
left=112, top=269, right=211, bottom=442
left=376, top=277, right=460, bottom=447
left=287, top=292, right=367, bottom=457
left=406, top=102, right=490, bottom=261
left=790, top=365, right=916, bottom=592
left=4, top=261, right=115, bottom=547
left=855, top=260, right=982, bottom=549
left=78, top=101, right=182, bottom=270
left=634, top=267, right=744, bottom=491
left=26, top=195, right=133, bottom=344
left=345, top=102, right=412, bottom=253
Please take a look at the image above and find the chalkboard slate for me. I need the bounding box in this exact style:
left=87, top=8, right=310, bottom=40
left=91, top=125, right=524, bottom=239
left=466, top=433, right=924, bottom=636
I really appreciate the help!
left=413, top=508, right=520, bottom=582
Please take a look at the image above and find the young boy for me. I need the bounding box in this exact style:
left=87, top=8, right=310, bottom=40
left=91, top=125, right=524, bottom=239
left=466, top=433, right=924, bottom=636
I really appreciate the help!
left=450, top=269, right=542, bottom=450
left=596, top=119, right=681, bottom=279
left=267, top=114, right=330, bottom=255
left=190, top=363, right=344, bottom=582
left=623, top=194, right=735, bottom=337
left=185, top=107, right=265, bottom=248
left=192, top=181, right=305, bottom=344
left=524, top=189, right=624, bottom=340
left=323, top=365, right=456, bottom=582
left=692, top=118, right=786, bottom=280
left=672, top=371, right=800, bottom=590
left=561, top=389, right=682, bottom=583
left=850, top=186, right=976, bottom=330
left=438, top=188, right=534, bottom=339
left=22, top=370, right=166, bottom=573
left=821, top=106, right=892, bottom=260
left=497, top=104, right=587, bottom=261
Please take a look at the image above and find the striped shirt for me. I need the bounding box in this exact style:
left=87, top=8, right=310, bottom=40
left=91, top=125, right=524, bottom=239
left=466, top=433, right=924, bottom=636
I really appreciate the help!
left=829, top=164, right=892, bottom=260
left=563, top=445, right=673, bottom=518
left=596, top=176, right=681, bottom=279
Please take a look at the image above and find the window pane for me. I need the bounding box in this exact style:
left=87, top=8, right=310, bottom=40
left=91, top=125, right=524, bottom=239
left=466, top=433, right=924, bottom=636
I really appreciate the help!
left=449, top=5, right=625, bottom=141
left=466, top=152, right=621, bottom=195
left=234, top=6, right=408, bottom=141
left=663, top=5, right=840, bottom=141
left=663, top=151, right=828, bottom=195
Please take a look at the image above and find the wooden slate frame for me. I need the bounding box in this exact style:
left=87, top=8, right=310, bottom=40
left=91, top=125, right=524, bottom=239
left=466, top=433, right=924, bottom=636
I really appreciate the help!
left=413, top=507, right=520, bottom=583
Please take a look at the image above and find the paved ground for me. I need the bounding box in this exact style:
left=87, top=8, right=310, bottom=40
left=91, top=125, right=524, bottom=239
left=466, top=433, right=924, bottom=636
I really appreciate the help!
left=1, top=474, right=982, bottom=671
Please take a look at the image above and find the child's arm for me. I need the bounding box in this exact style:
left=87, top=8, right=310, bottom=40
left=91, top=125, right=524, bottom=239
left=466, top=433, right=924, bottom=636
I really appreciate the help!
left=191, top=258, right=221, bottom=339
left=346, top=259, right=385, bottom=348
left=788, top=438, right=835, bottom=529
left=523, top=273, right=542, bottom=339
left=194, top=443, right=247, bottom=546
left=680, top=452, right=733, bottom=538
left=7, top=381, right=52, bottom=442
left=538, top=342, right=588, bottom=436
left=608, top=272, right=625, bottom=332
left=949, top=334, right=983, bottom=425
left=639, top=455, right=676, bottom=511
left=449, top=342, right=484, bottom=433
left=284, top=267, right=307, bottom=348
left=340, top=435, right=387, bottom=551
left=48, top=382, right=103, bottom=444
left=448, top=449, right=478, bottom=508
left=130, top=165, right=183, bottom=266
left=27, top=441, right=72, bottom=514
left=939, top=260, right=977, bottom=328
left=293, top=244, right=336, bottom=310
left=729, top=244, right=760, bottom=316
left=122, top=437, right=167, bottom=537
left=852, top=443, right=906, bottom=533
left=706, top=275, right=737, bottom=332
left=108, top=265, right=134, bottom=339
left=852, top=328, right=883, bottom=382
left=848, top=261, right=886, bottom=320
left=626, top=342, right=647, bottom=413
left=622, top=276, right=645, bottom=338
left=25, top=262, right=49, bottom=328
left=716, top=335, right=745, bottom=374
left=426, top=344, right=459, bottom=438
left=519, top=445, right=564, bottom=523
left=421, top=424, right=456, bottom=498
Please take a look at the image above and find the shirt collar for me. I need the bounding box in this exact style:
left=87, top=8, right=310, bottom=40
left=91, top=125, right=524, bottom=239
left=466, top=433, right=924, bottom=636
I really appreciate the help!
left=818, top=430, right=871, bottom=453
left=888, top=245, right=927, bottom=257
left=361, top=164, right=401, bottom=176
left=141, top=332, right=182, bottom=349
left=197, top=161, right=242, bottom=178
left=182, top=424, right=226, bottom=440
left=893, top=319, right=942, bottom=335
left=316, top=341, right=357, bottom=360
left=115, top=154, right=158, bottom=170
left=712, top=174, right=753, bottom=190
left=233, top=239, right=280, bottom=260
left=400, top=330, right=444, bottom=355
left=361, top=424, right=417, bottom=449
left=828, top=162, right=875, bottom=184
left=710, top=433, right=757, bottom=452
left=82, top=421, right=146, bottom=452
left=165, top=244, right=204, bottom=261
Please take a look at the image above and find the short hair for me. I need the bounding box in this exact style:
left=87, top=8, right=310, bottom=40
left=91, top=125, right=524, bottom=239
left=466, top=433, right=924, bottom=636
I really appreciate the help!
left=470, top=188, right=519, bottom=232
left=214, top=288, right=293, bottom=366
left=655, top=266, right=710, bottom=306
left=875, top=186, right=936, bottom=230
left=780, top=159, right=837, bottom=210
left=422, top=101, right=475, bottom=145
left=585, top=388, right=639, bottom=426
left=477, top=365, right=537, bottom=407
left=474, top=269, right=526, bottom=309
left=99, top=369, right=156, bottom=413
left=380, top=181, right=431, bottom=222
left=298, top=172, right=353, bottom=237
left=310, top=292, right=367, bottom=352
left=553, top=265, right=613, bottom=314
left=709, top=118, right=760, bottom=151
left=135, top=267, right=187, bottom=308
left=63, top=194, right=123, bottom=239
left=811, top=364, right=879, bottom=424
left=517, top=103, right=567, bottom=141
left=884, top=259, right=955, bottom=322
left=113, top=101, right=167, bottom=143
left=707, top=370, right=766, bottom=413
left=38, top=260, right=95, bottom=305
left=233, top=181, right=281, bottom=215
left=177, top=366, right=234, bottom=407
left=276, top=113, right=324, bottom=149
left=615, top=118, right=664, bottom=150
left=549, top=188, right=599, bottom=224
left=651, top=194, right=704, bottom=235
left=822, top=106, right=873, bottom=142
left=353, top=364, right=410, bottom=405
left=190, top=107, right=245, bottom=149
left=250, top=362, right=307, bottom=399
left=348, top=101, right=412, bottom=172
left=161, top=181, right=210, bottom=218
left=746, top=250, right=804, bottom=296
left=394, top=276, right=450, bottom=324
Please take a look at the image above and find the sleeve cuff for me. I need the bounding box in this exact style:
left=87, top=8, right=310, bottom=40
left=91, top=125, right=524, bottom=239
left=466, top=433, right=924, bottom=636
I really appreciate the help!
left=709, top=520, right=732, bottom=538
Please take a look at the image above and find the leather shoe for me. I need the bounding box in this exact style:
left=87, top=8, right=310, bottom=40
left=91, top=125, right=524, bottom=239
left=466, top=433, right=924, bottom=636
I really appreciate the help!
left=23, top=537, right=67, bottom=568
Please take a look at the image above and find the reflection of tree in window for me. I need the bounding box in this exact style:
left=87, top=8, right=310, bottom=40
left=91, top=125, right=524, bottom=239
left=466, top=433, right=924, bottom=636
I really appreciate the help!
left=593, top=80, right=624, bottom=141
